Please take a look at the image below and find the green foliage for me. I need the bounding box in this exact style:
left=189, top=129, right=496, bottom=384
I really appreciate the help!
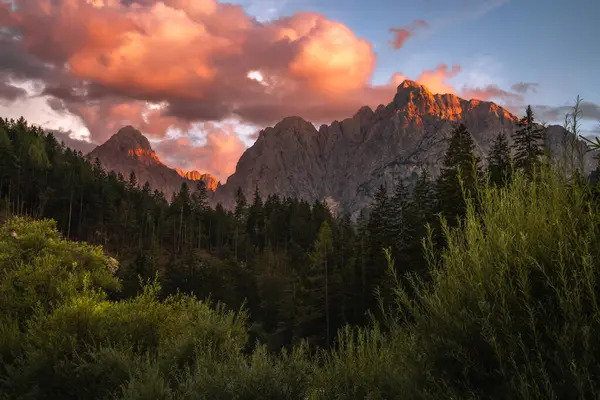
left=0, top=216, right=313, bottom=400
left=5, top=106, right=600, bottom=398
left=0, top=217, right=120, bottom=323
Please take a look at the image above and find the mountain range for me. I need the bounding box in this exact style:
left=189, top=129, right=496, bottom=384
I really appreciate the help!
left=89, top=126, right=218, bottom=197
left=88, top=80, right=594, bottom=216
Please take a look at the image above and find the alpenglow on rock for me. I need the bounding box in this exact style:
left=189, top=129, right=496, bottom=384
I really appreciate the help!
left=214, top=80, right=593, bottom=216
left=88, top=126, right=218, bottom=199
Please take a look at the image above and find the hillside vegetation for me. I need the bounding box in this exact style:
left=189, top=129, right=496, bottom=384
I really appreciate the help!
left=2, top=106, right=600, bottom=398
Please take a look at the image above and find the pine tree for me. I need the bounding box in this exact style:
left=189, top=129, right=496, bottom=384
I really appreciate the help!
left=192, top=180, right=208, bottom=249
left=308, top=221, right=333, bottom=345
left=0, top=127, right=16, bottom=201
left=512, top=105, right=545, bottom=178
left=436, top=123, right=481, bottom=226
left=388, top=178, right=412, bottom=261
left=365, top=184, right=391, bottom=310
left=487, top=133, right=512, bottom=186
left=247, top=185, right=265, bottom=252
left=407, top=169, right=437, bottom=275
left=233, top=187, right=247, bottom=260
left=127, top=171, right=138, bottom=190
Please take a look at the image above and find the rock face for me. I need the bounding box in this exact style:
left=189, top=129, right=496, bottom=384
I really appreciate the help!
left=89, top=126, right=217, bottom=199
left=215, top=80, right=594, bottom=216
left=177, top=169, right=219, bottom=191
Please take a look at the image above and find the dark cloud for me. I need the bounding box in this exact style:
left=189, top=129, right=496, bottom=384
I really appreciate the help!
left=511, top=82, right=539, bottom=94
left=534, top=101, right=600, bottom=123
left=461, top=84, right=523, bottom=103
left=0, top=81, right=27, bottom=102
left=47, top=129, right=97, bottom=154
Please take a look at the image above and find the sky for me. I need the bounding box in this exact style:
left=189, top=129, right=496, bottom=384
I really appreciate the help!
left=0, top=0, right=598, bottom=182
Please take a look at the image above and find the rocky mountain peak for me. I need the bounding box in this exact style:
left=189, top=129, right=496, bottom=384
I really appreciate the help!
left=274, top=116, right=318, bottom=133
left=110, top=126, right=153, bottom=152
left=214, top=80, right=591, bottom=217
left=393, top=79, right=437, bottom=113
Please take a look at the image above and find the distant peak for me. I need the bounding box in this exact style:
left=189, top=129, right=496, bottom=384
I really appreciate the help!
left=393, top=80, right=434, bottom=109
left=397, top=79, right=421, bottom=90
left=108, top=126, right=153, bottom=152
left=183, top=170, right=218, bottom=191
left=273, top=116, right=317, bottom=133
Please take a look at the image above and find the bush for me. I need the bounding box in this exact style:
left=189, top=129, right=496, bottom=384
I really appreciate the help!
left=5, top=163, right=600, bottom=399
left=0, top=217, right=312, bottom=399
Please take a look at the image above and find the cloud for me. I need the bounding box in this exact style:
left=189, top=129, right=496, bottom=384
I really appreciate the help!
left=0, top=80, right=27, bottom=104
left=0, top=0, right=538, bottom=178
left=1, top=0, right=380, bottom=137
left=154, top=122, right=247, bottom=181
left=511, top=81, right=539, bottom=94
left=534, top=101, right=600, bottom=123
left=461, top=84, right=523, bottom=103
left=389, top=19, right=428, bottom=50
left=391, top=64, right=461, bottom=94
left=47, top=128, right=97, bottom=153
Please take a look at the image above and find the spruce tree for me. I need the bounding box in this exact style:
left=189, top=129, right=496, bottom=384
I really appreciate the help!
left=436, top=123, right=481, bottom=226
left=192, top=180, right=208, bottom=249
left=512, top=105, right=545, bottom=178
left=308, top=221, right=333, bottom=345
left=388, top=178, right=412, bottom=262
left=0, top=127, right=15, bottom=199
left=128, top=171, right=138, bottom=190
left=233, top=187, right=247, bottom=260
left=487, top=133, right=512, bottom=186
left=365, top=184, right=391, bottom=309
left=407, top=169, right=436, bottom=274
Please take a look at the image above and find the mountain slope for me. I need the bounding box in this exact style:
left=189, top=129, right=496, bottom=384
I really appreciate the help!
left=88, top=126, right=217, bottom=198
left=215, top=80, right=593, bottom=215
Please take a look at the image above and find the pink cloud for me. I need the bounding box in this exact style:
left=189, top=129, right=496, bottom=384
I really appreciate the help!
left=390, top=64, right=461, bottom=95
left=154, top=122, right=247, bottom=181
left=389, top=19, right=428, bottom=50
left=0, top=0, right=529, bottom=178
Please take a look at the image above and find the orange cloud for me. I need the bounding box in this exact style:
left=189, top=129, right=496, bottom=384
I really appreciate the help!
left=416, top=64, right=461, bottom=94
left=154, top=122, right=247, bottom=181
left=389, top=19, right=427, bottom=50
left=1, top=0, right=531, bottom=179
left=5, top=0, right=381, bottom=135
left=390, top=64, right=460, bottom=95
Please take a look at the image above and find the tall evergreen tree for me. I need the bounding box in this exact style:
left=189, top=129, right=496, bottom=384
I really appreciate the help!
left=512, top=105, right=545, bottom=178
left=192, top=180, right=208, bottom=249
left=487, top=133, right=512, bottom=187
left=309, top=221, right=333, bottom=345
left=233, top=186, right=247, bottom=260
left=436, top=123, right=481, bottom=226
left=388, top=178, right=413, bottom=263
left=128, top=171, right=138, bottom=190
left=365, top=184, right=392, bottom=309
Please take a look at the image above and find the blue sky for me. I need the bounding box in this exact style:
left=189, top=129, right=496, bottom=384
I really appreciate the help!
left=234, top=0, right=600, bottom=132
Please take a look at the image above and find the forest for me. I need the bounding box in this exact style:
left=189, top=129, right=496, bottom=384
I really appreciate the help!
left=2, top=103, right=600, bottom=399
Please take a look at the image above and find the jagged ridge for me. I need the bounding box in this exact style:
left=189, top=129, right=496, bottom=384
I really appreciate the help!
left=214, top=80, right=590, bottom=216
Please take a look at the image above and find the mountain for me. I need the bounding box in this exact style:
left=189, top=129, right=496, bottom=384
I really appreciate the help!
left=88, top=126, right=217, bottom=198
left=175, top=169, right=219, bottom=191
left=214, top=80, right=595, bottom=216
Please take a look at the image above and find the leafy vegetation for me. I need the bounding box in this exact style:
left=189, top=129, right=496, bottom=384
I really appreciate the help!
left=2, top=104, right=600, bottom=398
